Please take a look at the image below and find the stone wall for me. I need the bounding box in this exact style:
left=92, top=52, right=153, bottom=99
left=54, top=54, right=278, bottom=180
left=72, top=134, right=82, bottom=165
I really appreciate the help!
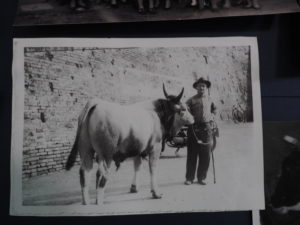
left=23, top=46, right=252, bottom=179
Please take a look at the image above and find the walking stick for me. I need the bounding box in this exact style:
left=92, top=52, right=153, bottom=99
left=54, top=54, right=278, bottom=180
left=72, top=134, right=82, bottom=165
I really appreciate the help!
left=211, top=136, right=216, bottom=184
left=192, top=124, right=217, bottom=183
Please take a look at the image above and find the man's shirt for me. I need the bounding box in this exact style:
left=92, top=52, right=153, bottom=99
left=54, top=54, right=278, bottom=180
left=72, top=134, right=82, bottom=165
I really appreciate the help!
left=186, top=94, right=216, bottom=123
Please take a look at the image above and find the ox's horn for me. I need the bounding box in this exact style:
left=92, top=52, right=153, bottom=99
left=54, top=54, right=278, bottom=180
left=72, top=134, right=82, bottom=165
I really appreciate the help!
left=174, top=88, right=184, bottom=103
left=163, top=83, right=169, bottom=99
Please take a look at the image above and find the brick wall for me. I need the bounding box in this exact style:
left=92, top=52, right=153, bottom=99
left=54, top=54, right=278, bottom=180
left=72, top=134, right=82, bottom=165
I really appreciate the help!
left=23, top=46, right=251, bottom=178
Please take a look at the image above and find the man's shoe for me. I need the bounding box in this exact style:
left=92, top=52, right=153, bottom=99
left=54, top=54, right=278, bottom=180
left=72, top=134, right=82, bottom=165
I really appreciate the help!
left=184, top=180, right=193, bottom=185
left=198, top=180, right=206, bottom=185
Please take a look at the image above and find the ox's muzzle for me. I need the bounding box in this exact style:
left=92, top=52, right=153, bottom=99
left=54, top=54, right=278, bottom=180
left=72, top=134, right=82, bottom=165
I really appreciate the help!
left=179, top=106, right=194, bottom=125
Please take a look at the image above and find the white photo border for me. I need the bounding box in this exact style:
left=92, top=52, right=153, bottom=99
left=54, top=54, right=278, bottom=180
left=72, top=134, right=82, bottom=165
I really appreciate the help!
left=11, top=37, right=264, bottom=216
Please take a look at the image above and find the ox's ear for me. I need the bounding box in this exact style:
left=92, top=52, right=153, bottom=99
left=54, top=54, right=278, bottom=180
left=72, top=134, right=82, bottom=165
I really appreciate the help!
left=173, top=88, right=184, bottom=103
left=163, top=83, right=169, bottom=99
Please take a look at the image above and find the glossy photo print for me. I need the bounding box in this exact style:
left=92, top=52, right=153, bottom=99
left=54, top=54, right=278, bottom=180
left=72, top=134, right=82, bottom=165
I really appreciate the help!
left=11, top=37, right=263, bottom=216
left=15, top=0, right=300, bottom=26
left=253, top=122, right=300, bottom=225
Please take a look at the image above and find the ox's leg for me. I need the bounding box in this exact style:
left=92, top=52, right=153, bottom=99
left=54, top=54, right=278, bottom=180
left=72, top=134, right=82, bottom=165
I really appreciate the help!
left=252, top=0, right=260, bottom=9
left=149, top=149, right=162, bottom=199
left=210, top=0, right=218, bottom=11
left=165, top=0, right=171, bottom=9
left=79, top=143, right=94, bottom=205
left=130, top=156, right=142, bottom=193
left=223, top=0, right=231, bottom=8
left=70, top=0, right=76, bottom=9
left=96, top=159, right=111, bottom=205
left=137, top=0, right=145, bottom=14
left=244, top=0, right=252, bottom=8
left=111, top=0, right=118, bottom=8
left=149, top=0, right=155, bottom=13
left=198, top=0, right=205, bottom=9
left=190, top=0, right=197, bottom=7
left=80, top=167, right=93, bottom=205
left=154, top=0, right=160, bottom=8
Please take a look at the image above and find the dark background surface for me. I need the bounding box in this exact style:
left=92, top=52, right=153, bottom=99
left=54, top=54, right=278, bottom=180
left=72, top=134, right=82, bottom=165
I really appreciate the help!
left=260, top=122, right=300, bottom=225
left=14, top=0, right=300, bottom=26
left=1, top=1, right=300, bottom=224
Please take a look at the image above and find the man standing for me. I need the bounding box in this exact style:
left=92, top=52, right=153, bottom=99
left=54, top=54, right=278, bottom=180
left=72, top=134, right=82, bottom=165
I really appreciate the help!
left=185, top=77, right=217, bottom=185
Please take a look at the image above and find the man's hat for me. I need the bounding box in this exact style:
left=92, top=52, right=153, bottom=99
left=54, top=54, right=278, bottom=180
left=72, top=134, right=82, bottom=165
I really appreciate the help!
left=193, top=77, right=211, bottom=89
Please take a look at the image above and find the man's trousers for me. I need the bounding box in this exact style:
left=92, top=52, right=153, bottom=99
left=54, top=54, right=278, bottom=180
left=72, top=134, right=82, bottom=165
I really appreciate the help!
left=185, top=123, right=213, bottom=182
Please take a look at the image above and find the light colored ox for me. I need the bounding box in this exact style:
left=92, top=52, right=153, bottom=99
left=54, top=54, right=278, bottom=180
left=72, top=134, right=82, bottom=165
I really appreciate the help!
left=66, top=84, right=194, bottom=205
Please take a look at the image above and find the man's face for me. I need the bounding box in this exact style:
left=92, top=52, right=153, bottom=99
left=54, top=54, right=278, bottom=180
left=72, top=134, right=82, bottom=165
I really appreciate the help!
left=195, top=83, right=207, bottom=96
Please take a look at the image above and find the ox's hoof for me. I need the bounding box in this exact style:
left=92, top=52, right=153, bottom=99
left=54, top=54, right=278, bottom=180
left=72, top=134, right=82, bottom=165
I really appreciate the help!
left=244, top=3, right=252, bottom=8
left=148, top=7, right=157, bottom=14
left=151, top=190, right=162, bottom=199
left=138, top=7, right=146, bottom=14
left=253, top=3, right=261, bottom=9
left=70, top=1, right=76, bottom=10
left=111, top=3, right=118, bottom=8
left=223, top=4, right=231, bottom=9
left=96, top=199, right=104, bottom=205
left=211, top=6, right=219, bottom=12
left=82, top=200, right=91, bottom=205
left=130, top=184, right=138, bottom=193
left=164, top=1, right=171, bottom=10
left=187, top=3, right=197, bottom=8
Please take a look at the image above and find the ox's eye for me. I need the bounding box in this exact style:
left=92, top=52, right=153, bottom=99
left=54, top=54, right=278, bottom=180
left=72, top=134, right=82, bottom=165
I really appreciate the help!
left=179, top=111, right=185, bottom=116
left=174, top=104, right=181, bottom=112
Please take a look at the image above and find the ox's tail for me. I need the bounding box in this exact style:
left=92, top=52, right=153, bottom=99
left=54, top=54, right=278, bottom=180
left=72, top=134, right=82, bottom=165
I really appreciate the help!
left=66, top=135, right=79, bottom=170
left=65, top=99, right=98, bottom=170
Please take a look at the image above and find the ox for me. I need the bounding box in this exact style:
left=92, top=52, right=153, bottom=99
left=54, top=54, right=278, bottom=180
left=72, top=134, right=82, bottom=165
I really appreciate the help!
left=271, top=135, right=300, bottom=214
left=66, top=84, right=194, bottom=205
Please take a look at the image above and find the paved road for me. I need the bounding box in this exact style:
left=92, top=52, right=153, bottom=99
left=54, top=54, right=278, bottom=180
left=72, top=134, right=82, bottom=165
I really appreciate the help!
left=15, top=0, right=300, bottom=25
left=22, top=122, right=264, bottom=215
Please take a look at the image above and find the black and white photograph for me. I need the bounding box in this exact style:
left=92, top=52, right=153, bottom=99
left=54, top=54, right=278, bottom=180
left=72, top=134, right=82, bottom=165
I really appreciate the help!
left=253, top=122, right=300, bottom=225
left=10, top=37, right=263, bottom=216
left=15, top=0, right=300, bottom=26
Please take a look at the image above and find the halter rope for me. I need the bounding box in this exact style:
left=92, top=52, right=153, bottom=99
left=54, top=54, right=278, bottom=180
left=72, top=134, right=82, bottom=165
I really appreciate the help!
left=156, top=99, right=176, bottom=140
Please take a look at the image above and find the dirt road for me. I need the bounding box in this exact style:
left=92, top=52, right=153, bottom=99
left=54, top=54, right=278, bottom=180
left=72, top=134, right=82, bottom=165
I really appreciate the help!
left=22, top=122, right=264, bottom=215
